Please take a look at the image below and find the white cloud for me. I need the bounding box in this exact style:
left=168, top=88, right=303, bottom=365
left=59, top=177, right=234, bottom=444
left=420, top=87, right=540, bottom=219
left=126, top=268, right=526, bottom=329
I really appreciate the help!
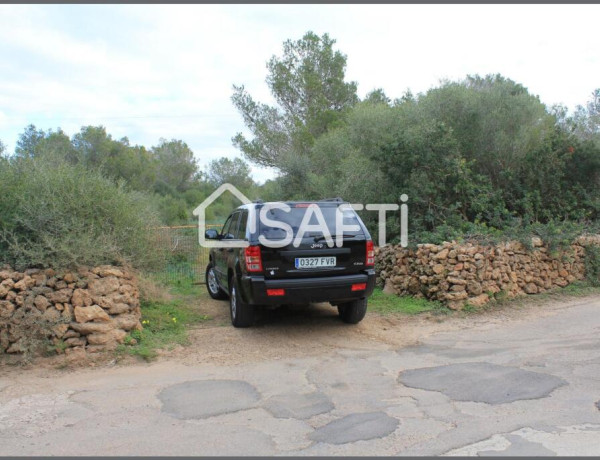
left=0, top=4, right=599, bottom=183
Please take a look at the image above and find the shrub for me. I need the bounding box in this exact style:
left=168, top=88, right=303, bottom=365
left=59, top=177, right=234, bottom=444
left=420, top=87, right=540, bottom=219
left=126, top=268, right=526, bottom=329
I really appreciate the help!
left=584, top=244, right=600, bottom=286
left=402, top=218, right=595, bottom=251
left=0, top=155, right=162, bottom=270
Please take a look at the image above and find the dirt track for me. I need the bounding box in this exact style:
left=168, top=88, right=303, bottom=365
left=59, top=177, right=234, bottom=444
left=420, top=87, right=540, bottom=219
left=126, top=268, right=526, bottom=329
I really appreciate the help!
left=1, top=288, right=588, bottom=372
left=152, top=291, right=586, bottom=367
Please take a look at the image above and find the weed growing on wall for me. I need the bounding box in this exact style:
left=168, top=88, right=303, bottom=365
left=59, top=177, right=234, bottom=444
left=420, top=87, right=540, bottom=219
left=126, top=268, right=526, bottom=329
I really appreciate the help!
left=584, top=244, right=600, bottom=286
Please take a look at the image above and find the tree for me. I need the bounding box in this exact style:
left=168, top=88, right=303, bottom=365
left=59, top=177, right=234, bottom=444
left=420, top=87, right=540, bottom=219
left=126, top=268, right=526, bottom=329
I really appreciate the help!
left=309, top=100, right=401, bottom=202
left=305, top=74, right=600, bottom=242
left=72, top=126, right=157, bottom=191
left=364, top=88, right=391, bottom=106
left=41, top=129, right=80, bottom=164
left=152, top=139, right=198, bottom=193
left=572, top=89, right=600, bottom=142
left=15, top=125, right=82, bottom=164
left=206, top=157, right=255, bottom=192
left=231, top=31, right=358, bottom=170
left=72, top=126, right=128, bottom=167
left=418, top=75, right=553, bottom=187
left=15, top=125, right=46, bottom=159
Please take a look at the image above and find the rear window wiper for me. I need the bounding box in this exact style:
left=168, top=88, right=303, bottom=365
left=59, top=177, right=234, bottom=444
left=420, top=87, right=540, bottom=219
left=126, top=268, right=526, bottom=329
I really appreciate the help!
left=314, top=233, right=358, bottom=242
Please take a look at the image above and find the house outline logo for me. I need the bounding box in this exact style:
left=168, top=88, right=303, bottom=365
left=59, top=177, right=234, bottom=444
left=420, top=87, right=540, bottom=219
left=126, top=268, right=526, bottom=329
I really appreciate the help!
left=193, top=184, right=409, bottom=249
left=192, top=183, right=254, bottom=248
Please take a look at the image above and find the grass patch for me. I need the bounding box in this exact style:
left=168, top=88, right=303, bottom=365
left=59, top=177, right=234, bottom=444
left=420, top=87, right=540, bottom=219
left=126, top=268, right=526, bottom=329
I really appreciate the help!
left=369, top=288, right=447, bottom=315
left=461, top=304, right=478, bottom=313
left=369, top=280, right=600, bottom=319
left=545, top=280, right=600, bottom=297
left=168, top=278, right=205, bottom=297
left=118, top=278, right=210, bottom=361
left=460, top=280, right=600, bottom=316
left=500, top=281, right=600, bottom=306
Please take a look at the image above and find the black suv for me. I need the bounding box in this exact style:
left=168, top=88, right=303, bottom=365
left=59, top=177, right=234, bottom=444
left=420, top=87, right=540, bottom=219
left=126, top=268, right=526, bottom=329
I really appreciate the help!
left=204, top=199, right=376, bottom=327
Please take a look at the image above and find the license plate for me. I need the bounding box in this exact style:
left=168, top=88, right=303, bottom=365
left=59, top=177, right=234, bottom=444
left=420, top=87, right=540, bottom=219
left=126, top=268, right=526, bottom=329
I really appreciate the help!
left=295, top=256, right=336, bottom=269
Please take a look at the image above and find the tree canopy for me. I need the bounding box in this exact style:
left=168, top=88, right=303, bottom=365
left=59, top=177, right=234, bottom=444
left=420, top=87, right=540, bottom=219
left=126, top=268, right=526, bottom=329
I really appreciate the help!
left=231, top=31, right=358, bottom=171
left=230, top=31, right=600, bottom=243
left=304, top=76, right=600, bottom=241
left=207, top=157, right=254, bottom=192
left=7, top=124, right=257, bottom=226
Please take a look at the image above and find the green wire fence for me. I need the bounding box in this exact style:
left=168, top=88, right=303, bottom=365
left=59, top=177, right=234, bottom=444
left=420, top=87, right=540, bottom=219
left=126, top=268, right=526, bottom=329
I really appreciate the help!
left=150, top=224, right=222, bottom=285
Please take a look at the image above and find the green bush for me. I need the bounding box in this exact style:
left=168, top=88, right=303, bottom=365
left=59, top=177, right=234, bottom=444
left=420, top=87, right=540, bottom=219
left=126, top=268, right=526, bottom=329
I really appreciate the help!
left=401, top=218, right=595, bottom=251
left=156, top=193, right=190, bottom=225
left=0, top=155, right=162, bottom=270
left=584, top=244, right=600, bottom=286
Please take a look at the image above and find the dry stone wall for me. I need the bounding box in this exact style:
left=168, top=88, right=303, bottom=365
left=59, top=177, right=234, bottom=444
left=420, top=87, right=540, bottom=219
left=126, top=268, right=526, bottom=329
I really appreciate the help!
left=0, top=265, right=141, bottom=355
left=375, top=236, right=600, bottom=310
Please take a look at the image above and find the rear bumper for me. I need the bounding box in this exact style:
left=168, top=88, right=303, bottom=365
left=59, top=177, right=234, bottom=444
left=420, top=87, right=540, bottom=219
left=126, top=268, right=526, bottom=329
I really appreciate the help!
left=240, top=270, right=376, bottom=305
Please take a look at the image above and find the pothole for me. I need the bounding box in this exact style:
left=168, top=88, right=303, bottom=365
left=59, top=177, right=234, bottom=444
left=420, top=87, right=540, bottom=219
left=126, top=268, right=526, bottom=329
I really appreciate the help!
left=263, top=391, right=334, bottom=419
left=399, top=362, right=566, bottom=404
left=158, top=379, right=261, bottom=419
left=309, top=411, right=398, bottom=444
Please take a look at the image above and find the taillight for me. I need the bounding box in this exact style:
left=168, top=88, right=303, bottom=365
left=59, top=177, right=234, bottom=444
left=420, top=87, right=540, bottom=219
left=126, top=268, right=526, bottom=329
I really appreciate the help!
left=267, top=288, right=285, bottom=296
left=352, top=283, right=367, bottom=291
left=366, top=240, right=374, bottom=267
left=245, top=245, right=263, bottom=272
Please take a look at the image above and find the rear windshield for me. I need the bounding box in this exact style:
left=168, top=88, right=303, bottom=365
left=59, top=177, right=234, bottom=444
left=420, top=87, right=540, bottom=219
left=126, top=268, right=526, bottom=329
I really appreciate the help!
left=259, top=205, right=363, bottom=240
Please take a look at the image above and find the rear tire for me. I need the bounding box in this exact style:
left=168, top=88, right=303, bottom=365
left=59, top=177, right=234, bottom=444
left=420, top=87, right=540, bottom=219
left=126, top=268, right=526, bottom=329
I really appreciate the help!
left=206, top=263, right=227, bottom=300
left=230, top=276, right=255, bottom=328
left=338, top=298, right=367, bottom=324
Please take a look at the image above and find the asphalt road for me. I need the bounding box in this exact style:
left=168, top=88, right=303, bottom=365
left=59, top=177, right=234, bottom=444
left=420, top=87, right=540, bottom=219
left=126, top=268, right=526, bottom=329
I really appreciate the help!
left=1, top=297, right=600, bottom=456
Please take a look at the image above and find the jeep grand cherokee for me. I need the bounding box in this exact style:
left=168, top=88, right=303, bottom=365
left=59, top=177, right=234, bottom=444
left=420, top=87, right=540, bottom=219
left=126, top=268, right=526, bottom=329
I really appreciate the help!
left=204, top=198, right=376, bottom=327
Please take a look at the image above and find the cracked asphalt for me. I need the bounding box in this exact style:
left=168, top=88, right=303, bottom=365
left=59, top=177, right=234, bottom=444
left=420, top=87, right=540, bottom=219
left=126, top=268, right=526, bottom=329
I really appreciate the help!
left=1, top=296, right=600, bottom=456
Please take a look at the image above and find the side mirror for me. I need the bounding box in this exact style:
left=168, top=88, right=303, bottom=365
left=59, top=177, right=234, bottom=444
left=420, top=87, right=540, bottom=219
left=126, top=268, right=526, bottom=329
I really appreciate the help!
left=205, top=229, right=219, bottom=240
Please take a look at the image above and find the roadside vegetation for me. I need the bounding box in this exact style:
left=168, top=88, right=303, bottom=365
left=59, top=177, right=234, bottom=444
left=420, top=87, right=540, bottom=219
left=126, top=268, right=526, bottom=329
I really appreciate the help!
left=369, top=281, right=600, bottom=319
left=117, top=276, right=211, bottom=361
left=491, top=280, right=600, bottom=306
left=0, top=154, right=161, bottom=270
left=368, top=288, right=447, bottom=315
left=231, top=32, right=600, bottom=248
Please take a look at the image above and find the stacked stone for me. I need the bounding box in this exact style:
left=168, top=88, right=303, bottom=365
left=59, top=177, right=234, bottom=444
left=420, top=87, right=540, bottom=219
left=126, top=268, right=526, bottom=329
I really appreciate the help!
left=375, top=236, right=598, bottom=310
left=0, top=265, right=141, bottom=354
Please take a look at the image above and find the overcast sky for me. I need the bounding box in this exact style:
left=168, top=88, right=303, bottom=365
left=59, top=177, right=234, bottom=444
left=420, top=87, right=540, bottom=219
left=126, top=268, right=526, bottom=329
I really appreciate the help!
left=1, top=4, right=598, bottom=182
